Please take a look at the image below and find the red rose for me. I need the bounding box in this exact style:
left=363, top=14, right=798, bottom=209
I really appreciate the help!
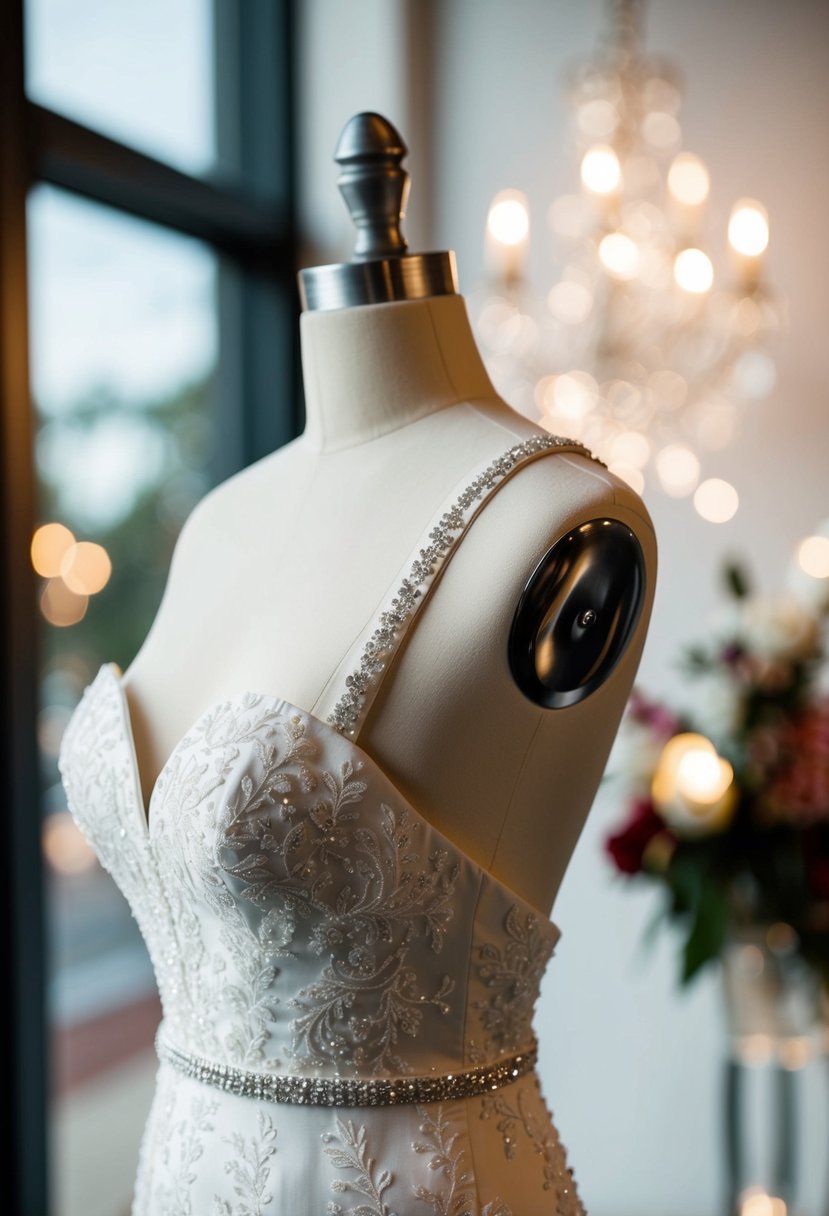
left=605, top=798, right=672, bottom=876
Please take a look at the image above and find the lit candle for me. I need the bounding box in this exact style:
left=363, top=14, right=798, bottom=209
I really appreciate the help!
left=728, top=198, right=769, bottom=291
left=667, top=151, right=710, bottom=239
left=485, top=189, right=530, bottom=283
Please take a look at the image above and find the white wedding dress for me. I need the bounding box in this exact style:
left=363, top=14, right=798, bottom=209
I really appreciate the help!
left=58, top=436, right=592, bottom=1215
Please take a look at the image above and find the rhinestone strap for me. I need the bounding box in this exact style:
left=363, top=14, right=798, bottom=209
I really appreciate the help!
left=327, top=433, right=605, bottom=738
left=155, top=1023, right=538, bottom=1107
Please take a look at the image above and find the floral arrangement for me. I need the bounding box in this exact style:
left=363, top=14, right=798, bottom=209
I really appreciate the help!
left=605, top=539, right=829, bottom=988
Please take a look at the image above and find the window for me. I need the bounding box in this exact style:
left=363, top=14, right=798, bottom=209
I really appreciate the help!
left=1, top=2, right=298, bottom=1211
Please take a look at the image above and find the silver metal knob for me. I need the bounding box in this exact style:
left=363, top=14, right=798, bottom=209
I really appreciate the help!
left=298, top=111, right=458, bottom=312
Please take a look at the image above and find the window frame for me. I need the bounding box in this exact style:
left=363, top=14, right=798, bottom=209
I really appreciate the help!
left=0, top=2, right=299, bottom=1209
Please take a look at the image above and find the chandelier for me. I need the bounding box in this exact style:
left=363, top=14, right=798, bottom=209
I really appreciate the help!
left=469, top=0, right=780, bottom=520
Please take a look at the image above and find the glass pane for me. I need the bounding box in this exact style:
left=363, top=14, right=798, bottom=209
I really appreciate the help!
left=28, top=184, right=221, bottom=1216
left=25, top=0, right=216, bottom=176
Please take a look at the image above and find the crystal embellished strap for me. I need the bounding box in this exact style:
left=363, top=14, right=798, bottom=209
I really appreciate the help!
left=155, top=1022, right=538, bottom=1107
left=325, top=433, right=605, bottom=738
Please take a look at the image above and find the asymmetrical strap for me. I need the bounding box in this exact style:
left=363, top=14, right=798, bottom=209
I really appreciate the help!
left=313, top=432, right=605, bottom=740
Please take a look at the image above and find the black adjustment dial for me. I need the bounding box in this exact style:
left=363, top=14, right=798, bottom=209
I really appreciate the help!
left=508, top=518, right=646, bottom=708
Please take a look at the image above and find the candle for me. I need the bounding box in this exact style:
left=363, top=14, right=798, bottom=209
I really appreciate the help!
left=485, top=189, right=529, bottom=283
left=728, top=198, right=769, bottom=291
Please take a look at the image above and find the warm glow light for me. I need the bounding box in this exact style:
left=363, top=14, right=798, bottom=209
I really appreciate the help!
left=598, top=232, right=640, bottom=279
left=673, top=247, right=714, bottom=293
left=728, top=199, right=769, bottom=257
left=652, top=733, right=716, bottom=806
left=655, top=444, right=700, bottom=496
left=649, top=370, right=687, bottom=411
left=547, top=280, right=593, bottom=324
left=667, top=152, right=710, bottom=206
left=487, top=193, right=530, bottom=246
left=694, top=478, right=739, bottom=522
left=609, top=431, right=651, bottom=469
left=31, top=522, right=75, bottom=577
left=797, top=535, right=829, bottom=579
left=43, top=811, right=97, bottom=875
left=733, top=350, right=776, bottom=399
left=580, top=145, right=621, bottom=195
left=60, top=541, right=112, bottom=595
left=642, top=111, right=681, bottom=149
left=40, top=578, right=88, bottom=626
left=577, top=99, right=619, bottom=140
left=608, top=463, right=645, bottom=495
left=552, top=371, right=599, bottom=419
left=740, top=1191, right=787, bottom=1216
left=676, top=748, right=734, bottom=805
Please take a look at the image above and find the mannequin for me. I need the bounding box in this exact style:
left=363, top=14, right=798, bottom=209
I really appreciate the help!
left=59, top=111, right=658, bottom=1214
left=119, top=113, right=655, bottom=916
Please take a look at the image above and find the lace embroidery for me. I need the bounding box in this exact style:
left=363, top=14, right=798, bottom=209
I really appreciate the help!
left=155, top=1094, right=218, bottom=1216
left=480, top=1087, right=584, bottom=1215
left=323, top=1118, right=394, bottom=1215
left=412, top=1105, right=514, bottom=1216
left=470, top=905, right=555, bottom=1062
left=212, top=1110, right=279, bottom=1216
left=328, top=433, right=605, bottom=738
left=203, top=711, right=459, bottom=1073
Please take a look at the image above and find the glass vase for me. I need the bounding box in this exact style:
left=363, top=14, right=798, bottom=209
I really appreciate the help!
left=721, top=926, right=829, bottom=1216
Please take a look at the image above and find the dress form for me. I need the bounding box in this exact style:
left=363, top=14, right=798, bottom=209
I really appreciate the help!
left=120, top=114, right=656, bottom=917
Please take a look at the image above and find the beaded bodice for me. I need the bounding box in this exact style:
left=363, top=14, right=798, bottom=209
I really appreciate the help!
left=57, top=435, right=599, bottom=1215
left=59, top=662, right=560, bottom=1078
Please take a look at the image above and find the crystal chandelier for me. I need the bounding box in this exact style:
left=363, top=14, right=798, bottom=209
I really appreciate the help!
left=469, top=0, right=780, bottom=518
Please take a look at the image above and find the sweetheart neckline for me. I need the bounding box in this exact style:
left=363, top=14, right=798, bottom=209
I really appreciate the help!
left=100, top=660, right=561, bottom=942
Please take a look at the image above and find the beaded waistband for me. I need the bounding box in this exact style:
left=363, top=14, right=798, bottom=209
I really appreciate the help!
left=155, top=1023, right=537, bottom=1108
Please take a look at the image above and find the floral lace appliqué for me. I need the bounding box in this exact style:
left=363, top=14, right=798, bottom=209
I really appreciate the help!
left=480, top=1087, right=584, bottom=1216
left=212, top=1110, right=279, bottom=1216
left=323, top=1118, right=394, bottom=1215
left=470, top=905, right=555, bottom=1062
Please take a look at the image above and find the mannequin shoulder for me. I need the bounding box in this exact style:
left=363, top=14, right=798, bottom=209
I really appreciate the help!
left=163, top=437, right=307, bottom=576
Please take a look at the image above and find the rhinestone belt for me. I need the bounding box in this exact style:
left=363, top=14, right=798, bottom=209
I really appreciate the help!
left=155, top=1023, right=537, bottom=1107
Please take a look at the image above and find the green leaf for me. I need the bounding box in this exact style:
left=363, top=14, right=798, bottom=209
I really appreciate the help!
left=723, top=561, right=751, bottom=601
left=681, top=879, right=730, bottom=984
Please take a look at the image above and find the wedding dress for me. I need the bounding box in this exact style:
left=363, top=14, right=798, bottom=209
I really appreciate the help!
left=58, top=435, right=593, bottom=1215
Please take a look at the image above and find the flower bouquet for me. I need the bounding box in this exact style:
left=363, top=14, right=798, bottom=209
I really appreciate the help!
left=605, top=539, right=829, bottom=992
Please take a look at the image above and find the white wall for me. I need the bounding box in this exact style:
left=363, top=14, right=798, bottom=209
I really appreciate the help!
left=299, top=3, right=829, bottom=1212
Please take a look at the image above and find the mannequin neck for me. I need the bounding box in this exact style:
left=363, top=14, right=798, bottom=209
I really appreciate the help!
left=299, top=295, right=497, bottom=451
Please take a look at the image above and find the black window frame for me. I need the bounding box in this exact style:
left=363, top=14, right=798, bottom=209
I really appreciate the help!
left=0, top=2, right=300, bottom=1210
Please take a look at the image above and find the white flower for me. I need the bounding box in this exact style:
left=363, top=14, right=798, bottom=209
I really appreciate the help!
left=686, top=671, right=742, bottom=749
left=737, top=595, right=820, bottom=662
left=609, top=718, right=666, bottom=792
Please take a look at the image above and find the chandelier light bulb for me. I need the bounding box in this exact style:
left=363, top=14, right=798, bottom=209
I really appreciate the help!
left=487, top=192, right=530, bottom=246
left=598, top=232, right=640, bottom=279
left=728, top=200, right=769, bottom=257
left=674, top=248, right=714, bottom=294
left=667, top=152, right=710, bottom=206
left=694, top=478, right=739, bottom=522
left=580, top=145, right=622, bottom=195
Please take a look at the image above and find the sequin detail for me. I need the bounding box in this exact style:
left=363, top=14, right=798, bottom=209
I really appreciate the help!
left=327, top=434, right=604, bottom=738
left=156, top=1021, right=537, bottom=1107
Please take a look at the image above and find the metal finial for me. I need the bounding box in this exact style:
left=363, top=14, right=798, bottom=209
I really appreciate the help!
left=298, top=111, right=458, bottom=312
left=334, top=112, right=410, bottom=262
